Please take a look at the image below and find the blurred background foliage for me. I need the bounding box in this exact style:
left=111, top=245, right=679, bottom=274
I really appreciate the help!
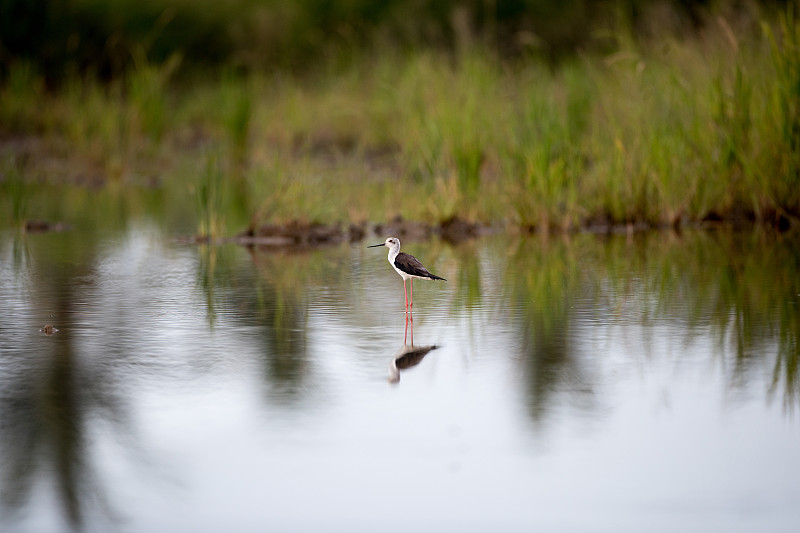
left=0, top=0, right=788, bottom=83
left=1, top=0, right=798, bottom=233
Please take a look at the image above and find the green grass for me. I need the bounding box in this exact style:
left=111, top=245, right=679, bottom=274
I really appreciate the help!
left=763, top=5, right=800, bottom=222
left=192, top=151, right=226, bottom=240
left=0, top=156, right=29, bottom=227
left=1, top=3, right=799, bottom=234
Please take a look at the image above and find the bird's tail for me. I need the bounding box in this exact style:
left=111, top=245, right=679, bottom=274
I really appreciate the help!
left=429, top=274, right=447, bottom=281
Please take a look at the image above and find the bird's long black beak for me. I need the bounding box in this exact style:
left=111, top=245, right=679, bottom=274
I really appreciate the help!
left=367, top=243, right=385, bottom=248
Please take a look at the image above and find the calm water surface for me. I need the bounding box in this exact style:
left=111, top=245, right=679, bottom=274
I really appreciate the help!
left=1, top=224, right=799, bottom=532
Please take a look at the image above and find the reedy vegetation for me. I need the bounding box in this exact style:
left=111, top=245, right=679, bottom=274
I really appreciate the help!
left=1, top=4, right=799, bottom=235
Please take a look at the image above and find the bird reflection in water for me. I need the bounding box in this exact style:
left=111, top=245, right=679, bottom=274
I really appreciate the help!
left=389, top=314, right=438, bottom=384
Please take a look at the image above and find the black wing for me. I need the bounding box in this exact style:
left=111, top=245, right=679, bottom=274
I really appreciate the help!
left=395, top=252, right=446, bottom=280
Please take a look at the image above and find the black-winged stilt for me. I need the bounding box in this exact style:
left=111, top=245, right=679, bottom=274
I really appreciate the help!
left=368, top=237, right=446, bottom=312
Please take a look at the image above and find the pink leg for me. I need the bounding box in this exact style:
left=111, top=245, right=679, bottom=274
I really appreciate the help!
left=409, top=278, right=413, bottom=311
left=403, top=279, right=408, bottom=312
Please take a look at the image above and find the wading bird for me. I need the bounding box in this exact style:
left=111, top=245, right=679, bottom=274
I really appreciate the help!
left=368, top=237, right=446, bottom=312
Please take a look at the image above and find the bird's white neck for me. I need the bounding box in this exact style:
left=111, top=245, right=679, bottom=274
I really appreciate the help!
left=386, top=243, right=400, bottom=264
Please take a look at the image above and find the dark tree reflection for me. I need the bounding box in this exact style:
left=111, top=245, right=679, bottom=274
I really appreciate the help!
left=502, top=228, right=800, bottom=425
left=242, top=246, right=315, bottom=402
left=194, top=243, right=313, bottom=404
left=0, top=233, right=129, bottom=532
left=505, top=236, right=596, bottom=426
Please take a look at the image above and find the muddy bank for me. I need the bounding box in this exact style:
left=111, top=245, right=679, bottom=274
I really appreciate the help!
left=179, top=212, right=794, bottom=249
left=228, top=215, right=494, bottom=248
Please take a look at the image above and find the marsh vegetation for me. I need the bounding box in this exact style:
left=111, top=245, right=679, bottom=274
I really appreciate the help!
left=1, top=1, right=799, bottom=237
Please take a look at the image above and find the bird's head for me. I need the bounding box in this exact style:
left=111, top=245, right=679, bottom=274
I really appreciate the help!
left=368, top=237, right=400, bottom=250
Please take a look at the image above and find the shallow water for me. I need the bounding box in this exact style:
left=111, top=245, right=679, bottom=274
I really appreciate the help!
left=1, top=224, right=799, bottom=532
